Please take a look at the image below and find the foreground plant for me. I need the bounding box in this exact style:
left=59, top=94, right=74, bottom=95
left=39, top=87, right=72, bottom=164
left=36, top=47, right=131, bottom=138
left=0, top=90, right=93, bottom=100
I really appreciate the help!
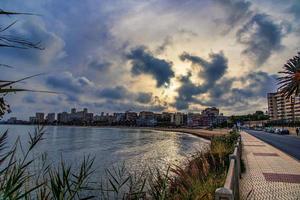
left=0, top=126, right=95, bottom=200
left=99, top=163, right=148, bottom=200
left=0, top=8, right=45, bottom=118
left=0, top=127, right=46, bottom=199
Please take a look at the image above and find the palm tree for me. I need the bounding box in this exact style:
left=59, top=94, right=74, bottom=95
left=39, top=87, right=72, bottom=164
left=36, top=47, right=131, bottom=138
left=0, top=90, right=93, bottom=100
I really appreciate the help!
left=0, top=9, right=45, bottom=117
left=277, top=52, right=300, bottom=124
left=278, top=52, right=300, bottom=98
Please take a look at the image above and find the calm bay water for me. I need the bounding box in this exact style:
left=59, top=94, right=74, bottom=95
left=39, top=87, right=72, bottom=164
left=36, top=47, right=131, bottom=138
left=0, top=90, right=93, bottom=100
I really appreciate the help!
left=0, top=125, right=209, bottom=178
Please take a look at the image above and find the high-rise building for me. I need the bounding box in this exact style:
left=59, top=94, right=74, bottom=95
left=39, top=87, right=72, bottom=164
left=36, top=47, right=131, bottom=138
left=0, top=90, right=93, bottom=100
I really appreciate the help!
left=267, top=92, right=300, bottom=121
left=137, top=111, right=157, bottom=126
left=35, top=113, right=45, bottom=123
left=202, top=107, right=219, bottom=116
left=125, top=111, right=138, bottom=121
left=57, top=112, right=69, bottom=123
left=46, top=113, right=55, bottom=123
left=57, top=108, right=93, bottom=124
left=29, top=116, right=36, bottom=124
left=185, top=108, right=227, bottom=127
left=187, top=113, right=202, bottom=127
left=84, top=112, right=94, bottom=122
left=268, top=93, right=278, bottom=120
left=71, top=108, right=76, bottom=114
left=7, top=117, right=17, bottom=124
left=171, top=112, right=184, bottom=126
left=113, top=113, right=125, bottom=122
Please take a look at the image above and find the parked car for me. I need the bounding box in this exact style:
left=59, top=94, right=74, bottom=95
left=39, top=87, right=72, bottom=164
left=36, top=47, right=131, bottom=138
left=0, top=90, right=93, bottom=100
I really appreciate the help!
left=280, top=128, right=289, bottom=135
left=268, top=128, right=275, bottom=133
left=255, top=127, right=263, bottom=131
left=264, top=127, right=274, bottom=133
left=274, top=128, right=282, bottom=134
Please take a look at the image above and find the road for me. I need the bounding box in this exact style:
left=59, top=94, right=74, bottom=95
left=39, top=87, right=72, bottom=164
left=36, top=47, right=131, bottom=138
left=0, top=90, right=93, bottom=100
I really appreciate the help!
left=244, top=129, right=300, bottom=161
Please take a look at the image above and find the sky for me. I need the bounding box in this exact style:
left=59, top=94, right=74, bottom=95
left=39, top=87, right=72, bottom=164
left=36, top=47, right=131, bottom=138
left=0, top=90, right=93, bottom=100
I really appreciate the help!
left=1, top=0, right=300, bottom=120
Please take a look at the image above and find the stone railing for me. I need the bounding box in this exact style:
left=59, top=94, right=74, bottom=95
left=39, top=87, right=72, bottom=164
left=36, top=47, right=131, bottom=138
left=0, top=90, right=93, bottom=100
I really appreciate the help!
left=215, top=136, right=242, bottom=200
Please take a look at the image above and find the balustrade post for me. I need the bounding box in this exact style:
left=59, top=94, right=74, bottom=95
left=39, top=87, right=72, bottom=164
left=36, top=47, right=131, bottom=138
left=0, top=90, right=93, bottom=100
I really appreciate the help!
left=229, top=154, right=240, bottom=200
left=215, top=187, right=234, bottom=200
left=215, top=134, right=242, bottom=200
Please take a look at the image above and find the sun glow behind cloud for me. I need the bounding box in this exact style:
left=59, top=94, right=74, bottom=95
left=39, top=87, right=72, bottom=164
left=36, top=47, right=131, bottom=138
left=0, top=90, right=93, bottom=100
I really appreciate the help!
left=1, top=0, right=300, bottom=119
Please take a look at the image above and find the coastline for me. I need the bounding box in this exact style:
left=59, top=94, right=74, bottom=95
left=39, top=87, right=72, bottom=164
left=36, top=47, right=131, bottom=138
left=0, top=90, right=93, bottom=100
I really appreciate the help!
left=0, top=124, right=233, bottom=198
left=0, top=124, right=229, bottom=141
left=93, top=126, right=228, bottom=140
left=151, top=127, right=228, bottom=140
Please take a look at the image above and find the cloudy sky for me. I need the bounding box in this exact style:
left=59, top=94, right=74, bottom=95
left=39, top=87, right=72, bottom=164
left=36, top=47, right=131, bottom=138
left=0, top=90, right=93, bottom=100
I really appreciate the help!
left=1, top=0, right=300, bottom=119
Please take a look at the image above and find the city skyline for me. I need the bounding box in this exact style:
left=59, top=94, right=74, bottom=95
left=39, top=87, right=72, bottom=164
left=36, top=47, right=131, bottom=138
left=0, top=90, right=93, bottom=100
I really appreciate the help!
left=5, top=106, right=224, bottom=121
left=2, top=0, right=300, bottom=120
left=4, top=107, right=228, bottom=128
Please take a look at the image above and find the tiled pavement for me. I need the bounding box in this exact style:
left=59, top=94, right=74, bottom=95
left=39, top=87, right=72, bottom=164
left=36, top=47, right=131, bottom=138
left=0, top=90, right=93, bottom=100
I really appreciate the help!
left=240, top=131, right=300, bottom=200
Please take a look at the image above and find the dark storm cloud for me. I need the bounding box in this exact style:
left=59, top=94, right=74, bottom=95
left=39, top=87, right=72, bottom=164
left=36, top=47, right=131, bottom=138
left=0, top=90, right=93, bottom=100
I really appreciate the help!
left=96, top=86, right=129, bottom=100
left=237, top=13, right=288, bottom=66
left=174, top=50, right=276, bottom=110
left=127, top=46, right=175, bottom=87
left=46, top=72, right=93, bottom=93
left=0, top=19, right=65, bottom=65
left=43, top=96, right=64, bottom=105
left=97, top=87, right=154, bottom=104
left=66, top=94, right=80, bottom=103
left=46, top=71, right=159, bottom=108
left=198, top=71, right=277, bottom=108
left=93, top=100, right=167, bottom=113
left=289, top=1, right=300, bottom=19
left=173, top=72, right=201, bottom=110
left=155, top=36, right=173, bottom=54
left=22, top=95, right=37, bottom=104
left=287, top=1, right=300, bottom=34
left=136, top=92, right=153, bottom=104
left=2, top=0, right=294, bottom=118
left=93, top=88, right=167, bottom=113
left=238, top=71, right=277, bottom=98
left=174, top=51, right=228, bottom=110
left=213, top=0, right=252, bottom=28
left=42, top=0, right=115, bottom=66
left=180, top=51, right=228, bottom=88
left=209, top=78, right=235, bottom=99
left=88, top=60, right=112, bottom=72
left=1, top=0, right=123, bottom=71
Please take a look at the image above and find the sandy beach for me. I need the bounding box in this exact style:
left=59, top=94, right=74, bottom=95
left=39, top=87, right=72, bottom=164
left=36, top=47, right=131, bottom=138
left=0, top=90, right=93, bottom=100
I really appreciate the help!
left=152, top=127, right=230, bottom=140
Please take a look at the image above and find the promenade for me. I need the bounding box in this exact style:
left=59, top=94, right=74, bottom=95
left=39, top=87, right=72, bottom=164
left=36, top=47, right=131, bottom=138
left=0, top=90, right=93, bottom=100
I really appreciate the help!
left=240, top=131, right=300, bottom=199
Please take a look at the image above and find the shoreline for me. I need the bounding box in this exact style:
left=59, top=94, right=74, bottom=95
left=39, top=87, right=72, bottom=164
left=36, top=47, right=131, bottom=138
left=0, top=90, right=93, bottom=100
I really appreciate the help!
left=1, top=124, right=229, bottom=141
left=152, top=127, right=228, bottom=140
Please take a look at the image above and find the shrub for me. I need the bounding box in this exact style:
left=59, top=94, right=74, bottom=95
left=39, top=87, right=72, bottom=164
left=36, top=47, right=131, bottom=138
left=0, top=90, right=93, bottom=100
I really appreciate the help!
left=158, top=130, right=240, bottom=200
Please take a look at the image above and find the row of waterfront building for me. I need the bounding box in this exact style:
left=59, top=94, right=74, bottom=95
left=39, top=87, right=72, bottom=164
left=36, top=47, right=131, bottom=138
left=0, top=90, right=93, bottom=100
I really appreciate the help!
left=7, top=91, right=299, bottom=126
left=5, top=107, right=228, bottom=127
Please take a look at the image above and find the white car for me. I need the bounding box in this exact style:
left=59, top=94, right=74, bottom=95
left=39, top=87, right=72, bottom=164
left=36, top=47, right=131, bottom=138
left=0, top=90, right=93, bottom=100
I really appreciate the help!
left=274, top=128, right=282, bottom=134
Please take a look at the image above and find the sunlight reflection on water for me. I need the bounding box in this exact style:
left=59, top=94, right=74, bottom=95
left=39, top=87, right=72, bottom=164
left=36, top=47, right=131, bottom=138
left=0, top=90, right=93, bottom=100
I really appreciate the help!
left=0, top=125, right=209, bottom=178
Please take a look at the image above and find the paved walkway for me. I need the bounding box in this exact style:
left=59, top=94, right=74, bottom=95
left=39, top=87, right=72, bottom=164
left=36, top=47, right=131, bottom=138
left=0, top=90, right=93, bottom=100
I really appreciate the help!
left=245, top=129, right=300, bottom=160
left=240, top=131, right=300, bottom=200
